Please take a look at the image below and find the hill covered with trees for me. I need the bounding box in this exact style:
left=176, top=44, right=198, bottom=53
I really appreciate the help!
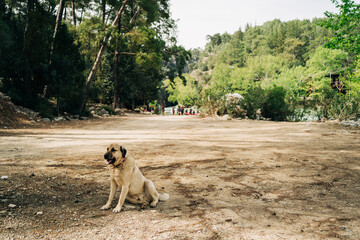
left=165, top=0, right=360, bottom=121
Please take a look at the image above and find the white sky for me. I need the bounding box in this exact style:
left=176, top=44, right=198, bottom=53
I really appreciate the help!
left=169, top=0, right=340, bottom=49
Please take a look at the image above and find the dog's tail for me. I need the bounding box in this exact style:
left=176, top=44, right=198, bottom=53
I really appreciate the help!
left=159, top=193, right=170, bottom=201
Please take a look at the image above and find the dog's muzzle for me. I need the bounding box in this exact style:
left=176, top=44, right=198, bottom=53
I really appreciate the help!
left=104, top=153, right=116, bottom=164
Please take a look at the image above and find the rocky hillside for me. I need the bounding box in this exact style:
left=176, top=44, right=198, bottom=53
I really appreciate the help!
left=0, top=92, right=39, bottom=128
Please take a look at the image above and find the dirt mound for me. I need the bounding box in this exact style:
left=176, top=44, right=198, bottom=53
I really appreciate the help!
left=0, top=93, right=37, bottom=128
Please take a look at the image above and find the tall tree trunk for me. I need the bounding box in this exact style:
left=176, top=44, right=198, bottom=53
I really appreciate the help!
left=79, top=8, right=83, bottom=24
left=43, top=0, right=66, bottom=97
left=63, top=6, right=66, bottom=20
left=111, top=3, right=137, bottom=109
left=113, top=12, right=122, bottom=109
left=113, top=51, right=120, bottom=109
left=102, top=0, right=106, bottom=23
left=131, top=92, right=135, bottom=111
left=22, top=0, right=34, bottom=56
left=22, top=0, right=35, bottom=98
left=6, top=4, right=13, bottom=21
left=71, top=0, right=76, bottom=26
left=49, top=0, right=66, bottom=65
left=79, top=0, right=128, bottom=113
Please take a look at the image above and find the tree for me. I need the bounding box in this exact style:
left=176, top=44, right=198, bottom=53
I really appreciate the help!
left=321, top=0, right=360, bottom=58
left=306, top=46, right=348, bottom=74
left=49, top=0, right=66, bottom=66
left=164, top=74, right=199, bottom=106
left=43, top=0, right=66, bottom=97
left=80, top=0, right=128, bottom=112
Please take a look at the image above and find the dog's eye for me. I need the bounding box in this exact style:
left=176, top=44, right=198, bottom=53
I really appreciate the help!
left=111, top=148, right=116, bottom=152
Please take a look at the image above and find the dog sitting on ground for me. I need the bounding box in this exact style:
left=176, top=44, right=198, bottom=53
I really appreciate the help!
left=101, top=143, right=169, bottom=213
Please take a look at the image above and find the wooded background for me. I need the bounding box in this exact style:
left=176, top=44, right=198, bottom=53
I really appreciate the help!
left=0, top=0, right=359, bottom=121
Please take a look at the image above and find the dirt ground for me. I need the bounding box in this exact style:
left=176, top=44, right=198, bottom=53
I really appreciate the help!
left=0, top=114, right=359, bottom=240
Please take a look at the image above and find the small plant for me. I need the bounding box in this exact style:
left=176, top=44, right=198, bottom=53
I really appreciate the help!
left=288, top=108, right=310, bottom=122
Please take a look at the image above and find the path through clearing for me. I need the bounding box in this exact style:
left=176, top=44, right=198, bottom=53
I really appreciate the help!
left=0, top=115, right=359, bottom=239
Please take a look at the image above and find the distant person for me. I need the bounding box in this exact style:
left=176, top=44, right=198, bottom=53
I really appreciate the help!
left=172, top=107, right=175, bottom=115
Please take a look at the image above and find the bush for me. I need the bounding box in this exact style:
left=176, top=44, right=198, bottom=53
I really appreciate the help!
left=288, top=108, right=311, bottom=122
left=328, top=93, right=360, bottom=120
left=224, top=97, right=247, bottom=118
left=199, top=100, right=222, bottom=116
left=101, top=105, right=115, bottom=115
left=34, top=97, right=55, bottom=119
left=262, top=86, right=291, bottom=121
left=240, top=85, right=267, bottom=119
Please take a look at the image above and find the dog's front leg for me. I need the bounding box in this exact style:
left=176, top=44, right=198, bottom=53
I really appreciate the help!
left=113, top=185, right=129, bottom=213
left=101, top=179, right=117, bottom=210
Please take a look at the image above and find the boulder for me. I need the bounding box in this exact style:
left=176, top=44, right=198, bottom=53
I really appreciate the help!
left=41, top=118, right=51, bottom=122
left=115, top=108, right=125, bottom=115
left=0, top=92, right=11, bottom=102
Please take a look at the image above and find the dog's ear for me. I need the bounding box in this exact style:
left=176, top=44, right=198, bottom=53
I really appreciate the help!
left=120, top=146, right=127, bottom=158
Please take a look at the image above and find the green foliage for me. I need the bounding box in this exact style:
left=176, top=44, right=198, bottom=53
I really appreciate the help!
left=310, top=78, right=360, bottom=120
left=35, top=97, right=55, bottom=120
left=239, top=85, right=267, bottom=119
left=186, top=16, right=360, bottom=121
left=206, top=64, right=232, bottom=97
left=225, top=97, right=247, bottom=118
left=164, top=74, right=199, bottom=106
left=320, top=0, right=360, bottom=58
left=101, top=105, right=116, bottom=115
left=262, top=86, right=291, bottom=121
left=0, top=0, right=180, bottom=116
left=306, top=46, right=348, bottom=74
left=326, top=60, right=360, bottom=120
left=328, top=93, right=360, bottom=120
left=75, top=17, right=107, bottom=66
left=0, top=1, right=86, bottom=114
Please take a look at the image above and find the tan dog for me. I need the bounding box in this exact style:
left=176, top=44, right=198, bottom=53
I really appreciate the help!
left=101, top=144, right=169, bottom=213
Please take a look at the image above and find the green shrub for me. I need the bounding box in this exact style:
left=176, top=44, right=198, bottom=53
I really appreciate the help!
left=262, top=86, right=291, bottom=121
left=34, top=97, right=55, bottom=119
left=240, top=85, right=267, bottom=119
left=288, top=108, right=310, bottom=122
left=101, top=105, right=115, bottom=115
left=225, top=97, right=247, bottom=118
left=328, top=93, right=360, bottom=120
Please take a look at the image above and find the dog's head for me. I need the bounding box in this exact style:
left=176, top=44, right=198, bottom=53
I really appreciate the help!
left=104, top=144, right=127, bottom=165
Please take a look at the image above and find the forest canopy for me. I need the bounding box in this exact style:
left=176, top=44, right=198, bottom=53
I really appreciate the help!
left=165, top=0, right=360, bottom=121
left=0, top=0, right=189, bottom=117
left=0, top=0, right=359, bottom=121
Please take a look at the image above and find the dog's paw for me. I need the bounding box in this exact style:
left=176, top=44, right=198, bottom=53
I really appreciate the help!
left=150, top=201, right=158, bottom=208
left=113, top=206, right=122, bottom=213
left=140, top=202, right=149, bottom=209
left=100, top=205, right=110, bottom=210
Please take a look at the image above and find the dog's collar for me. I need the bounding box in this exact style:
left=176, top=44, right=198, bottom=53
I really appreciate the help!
left=112, top=157, right=126, bottom=168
